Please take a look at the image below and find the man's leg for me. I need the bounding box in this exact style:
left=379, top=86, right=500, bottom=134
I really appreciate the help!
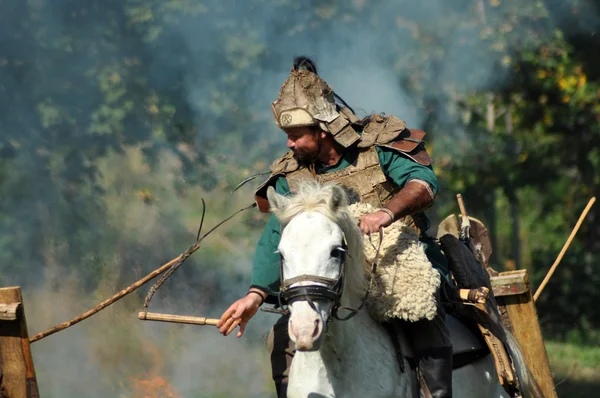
left=267, top=314, right=294, bottom=398
left=402, top=301, right=453, bottom=398
left=407, top=235, right=453, bottom=396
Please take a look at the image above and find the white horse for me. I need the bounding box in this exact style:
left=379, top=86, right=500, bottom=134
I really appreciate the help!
left=266, top=182, right=535, bottom=398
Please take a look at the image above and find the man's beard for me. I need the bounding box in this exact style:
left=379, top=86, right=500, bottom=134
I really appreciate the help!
left=292, top=149, right=318, bottom=166
left=292, top=134, right=322, bottom=166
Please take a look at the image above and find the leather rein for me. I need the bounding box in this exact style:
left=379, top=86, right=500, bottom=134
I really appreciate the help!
left=278, top=228, right=383, bottom=322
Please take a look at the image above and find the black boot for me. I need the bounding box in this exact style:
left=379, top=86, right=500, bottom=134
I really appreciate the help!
left=274, top=382, right=287, bottom=398
left=418, top=346, right=453, bottom=398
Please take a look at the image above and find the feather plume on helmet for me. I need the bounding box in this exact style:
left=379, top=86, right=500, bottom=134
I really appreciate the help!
left=271, top=57, right=361, bottom=148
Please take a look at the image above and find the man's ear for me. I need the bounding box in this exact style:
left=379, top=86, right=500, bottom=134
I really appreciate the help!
left=267, top=186, right=291, bottom=213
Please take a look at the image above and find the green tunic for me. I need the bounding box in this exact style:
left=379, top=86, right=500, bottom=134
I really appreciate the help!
left=251, top=144, right=447, bottom=296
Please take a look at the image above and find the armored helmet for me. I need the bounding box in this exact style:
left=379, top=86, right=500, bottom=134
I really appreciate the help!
left=271, top=57, right=361, bottom=148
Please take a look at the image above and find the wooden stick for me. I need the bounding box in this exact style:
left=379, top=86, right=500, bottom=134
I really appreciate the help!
left=138, top=311, right=219, bottom=326
left=457, top=193, right=468, bottom=219
left=29, top=253, right=189, bottom=343
left=534, top=197, right=596, bottom=302
left=456, top=193, right=471, bottom=231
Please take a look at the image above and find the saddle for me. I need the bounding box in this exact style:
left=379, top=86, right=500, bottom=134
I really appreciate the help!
left=385, top=314, right=489, bottom=368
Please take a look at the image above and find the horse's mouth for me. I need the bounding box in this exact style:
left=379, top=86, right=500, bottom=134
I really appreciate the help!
left=289, top=318, right=325, bottom=351
left=293, top=334, right=325, bottom=352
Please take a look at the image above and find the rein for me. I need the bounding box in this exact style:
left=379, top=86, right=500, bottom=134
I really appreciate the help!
left=278, top=227, right=384, bottom=322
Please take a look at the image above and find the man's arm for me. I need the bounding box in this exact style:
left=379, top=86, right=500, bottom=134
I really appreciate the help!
left=218, top=176, right=290, bottom=336
left=250, top=175, right=291, bottom=297
left=360, top=181, right=433, bottom=233
left=249, top=213, right=283, bottom=298
left=383, top=180, right=434, bottom=220
left=218, top=211, right=282, bottom=337
left=360, top=146, right=438, bottom=233
left=377, top=144, right=437, bottom=217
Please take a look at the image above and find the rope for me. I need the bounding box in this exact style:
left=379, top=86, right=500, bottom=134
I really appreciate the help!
left=141, top=202, right=257, bottom=312
left=334, top=227, right=383, bottom=321
left=141, top=199, right=206, bottom=310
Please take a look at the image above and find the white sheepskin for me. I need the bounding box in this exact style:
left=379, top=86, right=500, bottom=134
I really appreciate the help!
left=349, top=203, right=440, bottom=322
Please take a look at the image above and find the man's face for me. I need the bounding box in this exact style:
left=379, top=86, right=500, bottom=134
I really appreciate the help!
left=284, top=126, right=325, bottom=163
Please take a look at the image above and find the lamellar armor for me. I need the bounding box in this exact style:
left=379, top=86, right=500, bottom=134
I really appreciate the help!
left=257, top=65, right=432, bottom=230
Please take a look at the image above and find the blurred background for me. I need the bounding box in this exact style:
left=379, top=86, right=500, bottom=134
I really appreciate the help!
left=0, top=0, right=599, bottom=396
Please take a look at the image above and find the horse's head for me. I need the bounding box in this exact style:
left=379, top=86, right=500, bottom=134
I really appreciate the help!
left=267, top=182, right=366, bottom=351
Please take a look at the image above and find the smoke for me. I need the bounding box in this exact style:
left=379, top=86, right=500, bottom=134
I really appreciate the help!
left=1, top=0, right=599, bottom=397
left=242, top=0, right=599, bottom=143
left=27, top=279, right=275, bottom=397
left=20, top=147, right=275, bottom=397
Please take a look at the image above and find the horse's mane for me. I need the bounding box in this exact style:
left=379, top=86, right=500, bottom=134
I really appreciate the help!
left=273, top=181, right=368, bottom=298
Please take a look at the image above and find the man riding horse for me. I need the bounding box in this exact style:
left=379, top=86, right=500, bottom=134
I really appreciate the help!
left=218, top=57, right=453, bottom=398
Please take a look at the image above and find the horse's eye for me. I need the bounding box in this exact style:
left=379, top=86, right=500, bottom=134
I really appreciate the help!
left=331, top=247, right=345, bottom=261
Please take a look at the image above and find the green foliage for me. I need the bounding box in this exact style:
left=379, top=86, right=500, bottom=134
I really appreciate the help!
left=546, top=340, right=600, bottom=397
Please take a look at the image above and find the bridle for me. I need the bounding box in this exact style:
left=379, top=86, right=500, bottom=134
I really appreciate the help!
left=278, top=228, right=383, bottom=322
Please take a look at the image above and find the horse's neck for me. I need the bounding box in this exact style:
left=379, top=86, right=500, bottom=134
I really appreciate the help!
left=327, top=292, right=365, bottom=349
left=324, top=310, right=367, bottom=358
left=289, top=309, right=386, bottom=396
left=290, top=296, right=410, bottom=397
left=290, top=311, right=367, bottom=392
left=318, top=287, right=378, bottom=375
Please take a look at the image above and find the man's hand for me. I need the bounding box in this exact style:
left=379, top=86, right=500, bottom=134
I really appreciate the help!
left=359, top=210, right=393, bottom=235
left=217, top=291, right=264, bottom=338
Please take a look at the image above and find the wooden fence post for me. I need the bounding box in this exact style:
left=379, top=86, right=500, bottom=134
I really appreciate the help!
left=491, top=271, right=558, bottom=398
left=0, top=286, right=40, bottom=398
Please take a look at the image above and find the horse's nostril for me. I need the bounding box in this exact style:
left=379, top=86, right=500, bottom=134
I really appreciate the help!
left=312, top=319, right=321, bottom=338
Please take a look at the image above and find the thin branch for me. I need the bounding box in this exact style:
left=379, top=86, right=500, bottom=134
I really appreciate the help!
left=197, top=198, right=206, bottom=241
left=30, top=202, right=257, bottom=343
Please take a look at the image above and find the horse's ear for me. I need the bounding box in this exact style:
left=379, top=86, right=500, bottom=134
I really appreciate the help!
left=267, top=186, right=291, bottom=212
left=329, top=185, right=347, bottom=213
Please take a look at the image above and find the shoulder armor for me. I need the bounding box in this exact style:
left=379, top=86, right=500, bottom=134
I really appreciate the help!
left=359, top=115, right=432, bottom=166
left=254, top=175, right=276, bottom=213
left=386, top=128, right=432, bottom=166
left=254, top=151, right=300, bottom=213
left=269, top=150, right=300, bottom=174
left=358, top=114, right=407, bottom=148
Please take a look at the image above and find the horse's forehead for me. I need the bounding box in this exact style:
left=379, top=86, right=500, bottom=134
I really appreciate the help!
left=281, top=212, right=342, bottom=248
